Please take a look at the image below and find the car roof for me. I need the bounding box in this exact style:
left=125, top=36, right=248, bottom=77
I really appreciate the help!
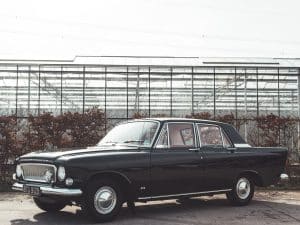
left=136, top=117, right=229, bottom=126
left=129, top=117, right=246, bottom=144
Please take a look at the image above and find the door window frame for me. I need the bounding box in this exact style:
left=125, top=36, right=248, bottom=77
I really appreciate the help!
left=154, top=122, right=198, bottom=149
left=196, top=123, right=232, bottom=148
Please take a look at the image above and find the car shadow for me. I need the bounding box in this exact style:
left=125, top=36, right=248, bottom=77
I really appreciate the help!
left=10, top=198, right=300, bottom=225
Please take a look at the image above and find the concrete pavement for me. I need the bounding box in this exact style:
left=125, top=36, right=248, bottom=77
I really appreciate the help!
left=0, top=191, right=299, bottom=225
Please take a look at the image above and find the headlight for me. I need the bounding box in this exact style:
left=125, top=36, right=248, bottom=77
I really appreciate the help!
left=57, top=166, right=66, bottom=181
left=16, top=165, right=22, bottom=177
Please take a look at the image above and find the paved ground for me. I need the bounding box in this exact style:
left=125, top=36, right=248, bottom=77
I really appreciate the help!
left=0, top=191, right=299, bottom=225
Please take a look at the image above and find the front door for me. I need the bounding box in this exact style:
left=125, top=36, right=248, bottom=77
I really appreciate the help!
left=150, top=122, right=204, bottom=196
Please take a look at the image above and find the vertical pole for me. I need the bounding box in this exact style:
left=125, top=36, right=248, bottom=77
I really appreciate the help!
left=244, top=68, right=248, bottom=141
left=38, top=65, right=41, bottom=116
left=277, top=68, right=281, bottom=145
left=135, top=67, right=140, bottom=113
left=126, top=67, right=129, bottom=120
left=213, top=67, right=216, bottom=119
left=148, top=67, right=151, bottom=117
left=16, top=65, right=19, bottom=116
left=234, top=67, right=238, bottom=127
left=28, top=66, right=31, bottom=115
left=191, top=67, right=194, bottom=115
left=256, top=67, right=259, bottom=145
left=256, top=67, right=259, bottom=117
left=104, top=66, right=107, bottom=133
left=27, top=65, right=31, bottom=149
left=82, top=66, right=86, bottom=114
left=170, top=67, right=173, bottom=117
left=297, top=69, right=300, bottom=153
left=60, top=66, right=63, bottom=115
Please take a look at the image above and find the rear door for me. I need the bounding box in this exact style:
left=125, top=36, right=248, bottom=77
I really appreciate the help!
left=150, top=122, right=204, bottom=196
left=197, top=123, right=236, bottom=190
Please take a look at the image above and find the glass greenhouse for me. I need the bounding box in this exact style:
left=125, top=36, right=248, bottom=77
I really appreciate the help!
left=0, top=56, right=299, bottom=150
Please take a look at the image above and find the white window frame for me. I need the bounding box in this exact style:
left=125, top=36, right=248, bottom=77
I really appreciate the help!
left=155, top=122, right=198, bottom=149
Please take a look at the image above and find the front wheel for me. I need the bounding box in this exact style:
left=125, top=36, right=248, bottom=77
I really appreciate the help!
left=226, top=176, right=254, bottom=206
left=83, top=179, right=123, bottom=222
left=33, top=197, right=66, bottom=212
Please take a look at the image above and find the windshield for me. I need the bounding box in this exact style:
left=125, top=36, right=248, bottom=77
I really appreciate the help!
left=98, top=121, right=159, bottom=147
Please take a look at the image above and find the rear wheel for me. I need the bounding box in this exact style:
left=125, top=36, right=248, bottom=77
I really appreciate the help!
left=83, top=179, right=123, bottom=222
left=33, top=197, right=66, bottom=212
left=226, top=176, right=254, bottom=206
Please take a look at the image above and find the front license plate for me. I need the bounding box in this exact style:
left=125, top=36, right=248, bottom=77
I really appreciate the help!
left=23, top=185, right=41, bottom=196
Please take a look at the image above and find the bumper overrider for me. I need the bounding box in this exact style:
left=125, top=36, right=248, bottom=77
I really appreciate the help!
left=12, top=182, right=82, bottom=197
left=280, top=173, right=289, bottom=182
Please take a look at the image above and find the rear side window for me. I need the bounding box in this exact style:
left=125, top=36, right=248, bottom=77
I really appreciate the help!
left=198, top=125, right=223, bottom=146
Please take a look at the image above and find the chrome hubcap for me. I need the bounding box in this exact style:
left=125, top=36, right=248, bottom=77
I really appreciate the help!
left=236, top=177, right=251, bottom=199
left=94, top=186, right=117, bottom=214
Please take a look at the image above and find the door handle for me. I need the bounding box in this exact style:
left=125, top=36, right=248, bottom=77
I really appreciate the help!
left=226, top=147, right=236, bottom=153
left=188, top=148, right=200, bottom=152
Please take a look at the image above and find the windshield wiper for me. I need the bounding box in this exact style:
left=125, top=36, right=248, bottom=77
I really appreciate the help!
left=123, top=140, right=144, bottom=144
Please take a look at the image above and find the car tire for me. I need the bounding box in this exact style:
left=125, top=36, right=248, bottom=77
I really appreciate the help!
left=226, top=176, right=254, bottom=206
left=83, top=179, right=123, bottom=223
left=33, top=197, right=66, bottom=212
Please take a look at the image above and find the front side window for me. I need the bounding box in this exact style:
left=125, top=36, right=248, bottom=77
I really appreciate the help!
left=198, top=125, right=223, bottom=146
left=98, top=121, right=158, bottom=147
left=156, top=123, right=195, bottom=148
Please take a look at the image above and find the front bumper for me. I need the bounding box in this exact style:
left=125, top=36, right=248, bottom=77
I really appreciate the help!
left=12, top=182, right=82, bottom=197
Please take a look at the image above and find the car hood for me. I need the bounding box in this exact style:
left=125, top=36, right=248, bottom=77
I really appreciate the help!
left=18, top=145, right=141, bottom=162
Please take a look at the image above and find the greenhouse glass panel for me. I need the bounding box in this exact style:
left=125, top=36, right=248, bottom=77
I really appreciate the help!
left=0, top=65, right=17, bottom=115
left=172, top=67, right=192, bottom=117
left=62, top=66, right=84, bottom=113
left=84, top=66, right=105, bottom=111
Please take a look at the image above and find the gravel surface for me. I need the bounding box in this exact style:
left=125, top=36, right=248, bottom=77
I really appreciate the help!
left=0, top=191, right=299, bottom=225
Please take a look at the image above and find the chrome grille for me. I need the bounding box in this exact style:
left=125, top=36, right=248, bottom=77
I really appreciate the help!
left=20, top=163, right=56, bottom=183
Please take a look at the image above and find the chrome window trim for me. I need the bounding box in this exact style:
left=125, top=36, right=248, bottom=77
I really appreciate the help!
left=167, top=123, right=170, bottom=147
left=154, top=122, right=197, bottom=149
left=19, top=163, right=57, bottom=183
left=138, top=189, right=232, bottom=200
left=154, top=123, right=168, bottom=149
left=234, top=143, right=251, bottom=147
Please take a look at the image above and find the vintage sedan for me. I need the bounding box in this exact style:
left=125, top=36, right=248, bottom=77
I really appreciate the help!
left=12, top=118, right=288, bottom=222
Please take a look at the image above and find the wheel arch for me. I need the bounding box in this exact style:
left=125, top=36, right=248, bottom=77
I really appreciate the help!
left=85, top=171, right=133, bottom=201
left=238, top=170, right=263, bottom=187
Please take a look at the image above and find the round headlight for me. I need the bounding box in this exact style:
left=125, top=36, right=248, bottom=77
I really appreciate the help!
left=16, top=165, right=22, bottom=177
left=57, top=166, right=66, bottom=181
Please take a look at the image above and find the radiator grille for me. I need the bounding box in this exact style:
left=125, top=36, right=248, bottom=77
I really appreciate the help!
left=20, top=163, right=56, bottom=183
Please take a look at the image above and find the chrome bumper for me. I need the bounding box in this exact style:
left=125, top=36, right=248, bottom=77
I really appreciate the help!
left=280, top=173, right=289, bottom=182
left=12, top=182, right=82, bottom=197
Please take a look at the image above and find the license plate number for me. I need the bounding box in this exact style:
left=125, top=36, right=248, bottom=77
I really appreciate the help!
left=23, top=185, right=41, bottom=196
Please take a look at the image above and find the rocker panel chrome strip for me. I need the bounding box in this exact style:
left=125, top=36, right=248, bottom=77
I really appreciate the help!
left=138, top=189, right=232, bottom=200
